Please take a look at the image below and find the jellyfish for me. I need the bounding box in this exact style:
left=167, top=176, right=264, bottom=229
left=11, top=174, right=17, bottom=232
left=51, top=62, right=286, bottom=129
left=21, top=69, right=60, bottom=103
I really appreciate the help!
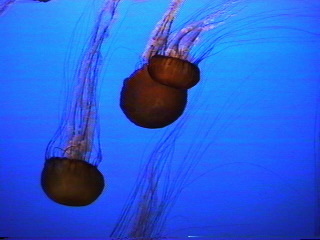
left=120, top=0, right=320, bottom=130
left=41, top=0, right=122, bottom=207
left=111, top=0, right=320, bottom=238
left=120, top=0, right=243, bottom=129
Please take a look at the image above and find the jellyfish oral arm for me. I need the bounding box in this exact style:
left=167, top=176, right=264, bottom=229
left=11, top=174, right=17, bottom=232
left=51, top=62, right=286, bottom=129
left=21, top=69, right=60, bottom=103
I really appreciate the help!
left=65, top=132, right=93, bottom=160
left=142, top=0, right=185, bottom=60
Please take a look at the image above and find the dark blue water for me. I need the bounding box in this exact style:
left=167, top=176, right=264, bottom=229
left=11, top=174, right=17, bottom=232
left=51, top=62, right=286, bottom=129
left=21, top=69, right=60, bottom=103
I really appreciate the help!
left=0, top=0, right=320, bottom=239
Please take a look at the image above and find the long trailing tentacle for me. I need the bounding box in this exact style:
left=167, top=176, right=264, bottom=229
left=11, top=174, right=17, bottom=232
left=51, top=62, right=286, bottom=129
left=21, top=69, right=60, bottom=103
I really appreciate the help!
left=166, top=0, right=241, bottom=60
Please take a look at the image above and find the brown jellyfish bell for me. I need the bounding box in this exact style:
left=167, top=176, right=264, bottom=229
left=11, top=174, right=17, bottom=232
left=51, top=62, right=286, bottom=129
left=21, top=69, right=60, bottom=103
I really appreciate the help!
left=41, top=158, right=104, bottom=206
left=120, top=65, right=187, bottom=129
left=147, top=55, right=200, bottom=89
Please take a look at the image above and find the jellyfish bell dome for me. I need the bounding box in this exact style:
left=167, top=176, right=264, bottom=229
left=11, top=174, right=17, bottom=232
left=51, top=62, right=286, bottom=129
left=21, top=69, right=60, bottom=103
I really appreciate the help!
left=148, top=55, right=200, bottom=89
left=41, top=157, right=105, bottom=206
left=120, top=65, right=187, bottom=129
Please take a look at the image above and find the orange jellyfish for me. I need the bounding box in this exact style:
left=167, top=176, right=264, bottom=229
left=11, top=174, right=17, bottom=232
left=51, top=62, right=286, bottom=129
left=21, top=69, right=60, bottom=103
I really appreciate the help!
left=113, top=0, right=320, bottom=238
left=120, top=0, right=238, bottom=129
left=41, top=0, right=122, bottom=207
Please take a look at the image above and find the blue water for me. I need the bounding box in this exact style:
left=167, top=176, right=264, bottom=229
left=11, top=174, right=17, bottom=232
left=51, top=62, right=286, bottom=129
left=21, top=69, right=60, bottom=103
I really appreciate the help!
left=0, top=0, right=320, bottom=239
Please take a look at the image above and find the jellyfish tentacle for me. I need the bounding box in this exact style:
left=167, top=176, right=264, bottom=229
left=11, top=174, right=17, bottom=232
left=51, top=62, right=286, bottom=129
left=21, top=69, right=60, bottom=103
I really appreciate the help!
left=66, top=0, right=123, bottom=160
left=61, top=0, right=121, bottom=164
left=0, top=0, right=15, bottom=16
left=142, top=0, right=185, bottom=61
left=166, top=0, right=240, bottom=61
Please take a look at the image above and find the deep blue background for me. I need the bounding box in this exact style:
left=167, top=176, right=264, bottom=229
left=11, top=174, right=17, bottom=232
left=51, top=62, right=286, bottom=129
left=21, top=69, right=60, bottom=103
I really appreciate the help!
left=0, top=0, right=320, bottom=239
